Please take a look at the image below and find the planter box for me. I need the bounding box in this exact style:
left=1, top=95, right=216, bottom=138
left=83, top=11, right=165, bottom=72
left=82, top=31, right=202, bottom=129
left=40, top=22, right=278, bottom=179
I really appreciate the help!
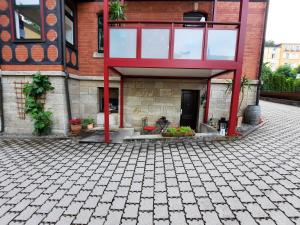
left=162, top=131, right=195, bottom=137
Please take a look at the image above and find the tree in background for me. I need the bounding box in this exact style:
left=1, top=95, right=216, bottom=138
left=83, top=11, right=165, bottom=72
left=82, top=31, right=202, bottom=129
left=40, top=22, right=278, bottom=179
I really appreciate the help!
left=265, top=40, right=276, bottom=47
left=275, top=64, right=296, bottom=78
left=294, top=65, right=300, bottom=75
left=261, top=63, right=299, bottom=92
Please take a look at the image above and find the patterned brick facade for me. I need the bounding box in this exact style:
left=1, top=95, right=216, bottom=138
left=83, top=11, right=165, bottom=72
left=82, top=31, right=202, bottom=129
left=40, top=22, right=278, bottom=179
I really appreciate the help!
left=0, top=0, right=62, bottom=68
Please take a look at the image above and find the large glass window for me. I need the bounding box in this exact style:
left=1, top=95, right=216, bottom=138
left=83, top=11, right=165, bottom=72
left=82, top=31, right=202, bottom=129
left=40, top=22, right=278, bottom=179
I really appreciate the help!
left=141, top=29, right=170, bottom=59
left=14, top=0, right=42, bottom=40
left=207, top=30, right=238, bottom=60
left=173, top=29, right=203, bottom=60
left=109, top=29, right=137, bottom=58
left=98, top=15, right=104, bottom=53
left=65, top=4, right=75, bottom=46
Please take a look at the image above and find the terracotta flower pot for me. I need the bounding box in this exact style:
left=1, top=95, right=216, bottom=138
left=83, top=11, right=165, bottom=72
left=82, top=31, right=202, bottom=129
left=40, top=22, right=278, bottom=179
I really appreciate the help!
left=87, top=124, right=94, bottom=130
left=70, top=124, right=82, bottom=135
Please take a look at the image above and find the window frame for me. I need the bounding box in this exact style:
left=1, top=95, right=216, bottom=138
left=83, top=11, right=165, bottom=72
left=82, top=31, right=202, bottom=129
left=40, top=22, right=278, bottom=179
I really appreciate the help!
left=98, top=14, right=104, bottom=53
left=12, top=0, right=45, bottom=42
left=65, top=2, right=76, bottom=49
left=98, top=87, right=119, bottom=113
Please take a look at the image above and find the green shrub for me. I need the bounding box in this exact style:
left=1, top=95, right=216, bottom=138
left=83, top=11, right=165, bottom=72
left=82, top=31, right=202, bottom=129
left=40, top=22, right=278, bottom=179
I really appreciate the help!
left=23, top=72, right=54, bottom=135
left=82, top=117, right=95, bottom=128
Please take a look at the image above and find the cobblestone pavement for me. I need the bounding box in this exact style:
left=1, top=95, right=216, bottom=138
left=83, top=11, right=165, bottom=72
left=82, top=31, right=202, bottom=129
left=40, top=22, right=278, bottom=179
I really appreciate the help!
left=0, top=101, right=299, bottom=225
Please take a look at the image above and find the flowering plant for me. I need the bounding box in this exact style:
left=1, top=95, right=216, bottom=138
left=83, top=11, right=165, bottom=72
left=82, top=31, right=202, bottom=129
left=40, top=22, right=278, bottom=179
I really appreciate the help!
left=70, top=118, right=81, bottom=125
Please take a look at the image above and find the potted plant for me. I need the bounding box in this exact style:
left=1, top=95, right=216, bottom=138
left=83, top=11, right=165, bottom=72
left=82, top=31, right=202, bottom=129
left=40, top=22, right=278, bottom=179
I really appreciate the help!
left=70, top=118, right=82, bottom=135
left=83, top=117, right=95, bottom=130
left=225, top=75, right=251, bottom=127
left=109, top=0, right=126, bottom=21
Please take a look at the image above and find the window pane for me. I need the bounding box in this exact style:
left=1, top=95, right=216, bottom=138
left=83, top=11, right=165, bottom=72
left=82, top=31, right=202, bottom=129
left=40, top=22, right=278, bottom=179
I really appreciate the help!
left=14, top=0, right=41, bottom=39
left=65, top=5, right=73, bottom=16
left=110, top=29, right=137, bottom=58
left=65, top=16, right=74, bottom=45
left=98, top=15, right=104, bottom=53
left=141, top=29, right=170, bottom=59
left=174, top=29, right=203, bottom=59
left=207, top=30, right=238, bottom=60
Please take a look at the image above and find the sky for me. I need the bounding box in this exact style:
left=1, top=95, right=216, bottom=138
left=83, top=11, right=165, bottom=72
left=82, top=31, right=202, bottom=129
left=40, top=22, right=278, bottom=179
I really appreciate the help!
left=266, top=0, right=300, bottom=44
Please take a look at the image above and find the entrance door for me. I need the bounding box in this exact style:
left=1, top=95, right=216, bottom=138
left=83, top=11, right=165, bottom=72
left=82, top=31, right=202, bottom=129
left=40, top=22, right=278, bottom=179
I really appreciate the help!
left=180, top=90, right=199, bottom=130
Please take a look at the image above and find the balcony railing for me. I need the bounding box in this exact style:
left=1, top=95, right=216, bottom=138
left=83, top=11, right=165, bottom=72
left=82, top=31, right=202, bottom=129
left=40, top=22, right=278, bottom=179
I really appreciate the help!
left=108, top=21, right=240, bottom=62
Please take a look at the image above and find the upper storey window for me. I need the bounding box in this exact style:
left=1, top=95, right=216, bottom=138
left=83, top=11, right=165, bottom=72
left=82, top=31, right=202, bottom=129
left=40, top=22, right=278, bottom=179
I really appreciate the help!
left=183, top=11, right=207, bottom=27
left=65, top=4, right=76, bottom=47
left=14, top=0, right=42, bottom=40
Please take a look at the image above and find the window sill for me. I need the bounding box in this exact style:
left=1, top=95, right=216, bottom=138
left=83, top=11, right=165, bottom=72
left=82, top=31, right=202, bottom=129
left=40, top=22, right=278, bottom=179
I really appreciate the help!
left=13, top=39, right=46, bottom=44
left=93, top=52, right=104, bottom=58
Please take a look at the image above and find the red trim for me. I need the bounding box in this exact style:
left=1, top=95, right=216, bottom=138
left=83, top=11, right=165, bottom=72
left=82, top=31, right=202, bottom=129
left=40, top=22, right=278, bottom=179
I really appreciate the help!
left=109, top=67, right=123, bottom=76
left=136, top=26, right=142, bottom=59
left=203, top=23, right=208, bottom=61
left=204, top=79, right=211, bottom=123
left=122, top=75, right=209, bottom=80
left=228, top=0, right=249, bottom=136
left=120, top=77, right=124, bottom=128
left=103, top=0, right=110, bottom=143
left=108, top=59, right=238, bottom=70
left=169, top=23, right=175, bottom=59
left=108, top=24, right=239, bottom=66
left=109, top=20, right=240, bottom=26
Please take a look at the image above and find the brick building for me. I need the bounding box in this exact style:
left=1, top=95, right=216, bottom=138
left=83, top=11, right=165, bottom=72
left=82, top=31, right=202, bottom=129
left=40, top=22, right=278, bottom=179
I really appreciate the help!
left=0, top=0, right=268, bottom=140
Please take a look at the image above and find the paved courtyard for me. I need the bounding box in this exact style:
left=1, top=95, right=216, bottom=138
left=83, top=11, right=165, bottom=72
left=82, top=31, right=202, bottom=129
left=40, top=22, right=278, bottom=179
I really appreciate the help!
left=0, top=101, right=299, bottom=225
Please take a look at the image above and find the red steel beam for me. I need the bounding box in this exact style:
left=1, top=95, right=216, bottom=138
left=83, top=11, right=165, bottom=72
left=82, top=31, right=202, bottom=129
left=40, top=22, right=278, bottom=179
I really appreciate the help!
left=108, top=59, right=239, bottom=70
left=227, top=0, right=249, bottom=136
left=103, top=0, right=110, bottom=143
left=203, top=79, right=211, bottom=124
left=109, top=20, right=240, bottom=26
left=120, top=77, right=124, bottom=128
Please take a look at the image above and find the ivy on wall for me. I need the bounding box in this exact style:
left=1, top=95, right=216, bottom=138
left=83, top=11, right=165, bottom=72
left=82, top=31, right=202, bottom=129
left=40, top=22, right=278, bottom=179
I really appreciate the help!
left=23, top=72, right=55, bottom=135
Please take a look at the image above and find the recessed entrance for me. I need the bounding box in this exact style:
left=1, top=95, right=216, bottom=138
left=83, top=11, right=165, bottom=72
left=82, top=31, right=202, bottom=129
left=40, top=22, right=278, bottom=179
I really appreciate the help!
left=180, top=90, right=199, bottom=130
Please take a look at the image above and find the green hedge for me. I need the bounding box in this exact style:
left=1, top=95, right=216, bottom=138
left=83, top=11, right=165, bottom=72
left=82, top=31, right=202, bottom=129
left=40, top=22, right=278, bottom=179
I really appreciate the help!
left=261, top=64, right=300, bottom=92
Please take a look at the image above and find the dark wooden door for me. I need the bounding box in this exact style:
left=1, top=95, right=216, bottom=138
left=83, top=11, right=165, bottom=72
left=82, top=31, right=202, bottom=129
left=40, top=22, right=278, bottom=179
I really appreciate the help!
left=180, top=90, right=199, bottom=130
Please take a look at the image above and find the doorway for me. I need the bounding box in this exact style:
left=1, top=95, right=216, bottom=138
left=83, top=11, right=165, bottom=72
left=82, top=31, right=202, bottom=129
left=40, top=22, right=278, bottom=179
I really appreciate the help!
left=180, top=90, right=199, bottom=130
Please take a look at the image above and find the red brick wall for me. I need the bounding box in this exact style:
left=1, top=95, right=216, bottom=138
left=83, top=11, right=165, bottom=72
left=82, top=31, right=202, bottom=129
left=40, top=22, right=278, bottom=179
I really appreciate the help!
left=75, top=2, right=104, bottom=76
left=216, top=1, right=267, bottom=80
left=126, top=1, right=213, bottom=21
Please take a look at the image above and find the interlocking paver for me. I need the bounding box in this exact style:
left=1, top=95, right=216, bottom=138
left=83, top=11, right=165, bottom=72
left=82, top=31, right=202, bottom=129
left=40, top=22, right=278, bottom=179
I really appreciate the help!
left=0, top=101, right=299, bottom=224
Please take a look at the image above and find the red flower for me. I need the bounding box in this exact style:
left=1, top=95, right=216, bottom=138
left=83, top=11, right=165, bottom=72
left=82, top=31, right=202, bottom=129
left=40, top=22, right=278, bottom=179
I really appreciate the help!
left=70, top=118, right=81, bottom=125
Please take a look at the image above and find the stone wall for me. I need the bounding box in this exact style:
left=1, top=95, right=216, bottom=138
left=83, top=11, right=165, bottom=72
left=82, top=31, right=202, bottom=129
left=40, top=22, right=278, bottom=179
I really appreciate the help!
left=209, top=79, right=258, bottom=120
left=123, top=78, right=207, bottom=130
left=1, top=75, right=69, bottom=134
left=68, top=77, right=121, bottom=128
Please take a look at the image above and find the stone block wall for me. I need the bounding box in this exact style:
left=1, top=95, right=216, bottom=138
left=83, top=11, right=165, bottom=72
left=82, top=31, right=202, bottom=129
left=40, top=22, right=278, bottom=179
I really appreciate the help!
left=123, top=78, right=207, bottom=130
left=1, top=75, right=69, bottom=134
left=68, top=78, right=120, bottom=128
left=209, top=79, right=258, bottom=120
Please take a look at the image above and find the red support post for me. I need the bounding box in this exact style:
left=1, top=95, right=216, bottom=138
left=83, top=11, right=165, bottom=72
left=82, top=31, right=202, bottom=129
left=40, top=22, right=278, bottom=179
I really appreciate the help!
left=227, top=0, right=249, bottom=136
left=203, top=79, right=211, bottom=124
left=120, top=77, right=124, bottom=128
left=103, top=0, right=110, bottom=143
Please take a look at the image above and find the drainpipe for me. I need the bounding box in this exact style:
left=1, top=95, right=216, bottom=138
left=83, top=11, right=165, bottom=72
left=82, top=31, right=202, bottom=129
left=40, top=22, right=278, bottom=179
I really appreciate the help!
left=0, top=69, right=4, bottom=133
left=256, top=0, right=270, bottom=105
left=61, top=0, right=72, bottom=121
